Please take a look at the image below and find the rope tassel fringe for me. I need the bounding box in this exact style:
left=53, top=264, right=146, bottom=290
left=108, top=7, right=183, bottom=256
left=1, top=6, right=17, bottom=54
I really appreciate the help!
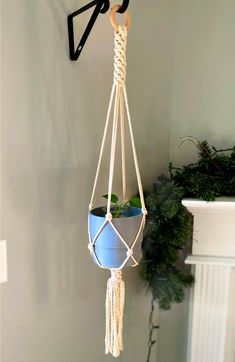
left=105, top=270, right=125, bottom=357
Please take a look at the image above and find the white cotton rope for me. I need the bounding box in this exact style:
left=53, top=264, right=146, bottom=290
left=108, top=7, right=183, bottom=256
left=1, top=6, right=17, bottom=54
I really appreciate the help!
left=107, top=85, right=120, bottom=215
left=88, top=24, right=147, bottom=357
left=120, top=91, right=126, bottom=203
left=105, top=28, right=128, bottom=357
left=113, top=26, right=127, bottom=86
left=105, top=269, right=125, bottom=357
left=89, top=84, right=116, bottom=211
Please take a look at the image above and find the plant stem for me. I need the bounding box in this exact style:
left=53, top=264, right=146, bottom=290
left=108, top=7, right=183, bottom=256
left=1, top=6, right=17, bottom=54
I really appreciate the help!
left=212, top=146, right=234, bottom=154
left=146, top=296, right=158, bottom=362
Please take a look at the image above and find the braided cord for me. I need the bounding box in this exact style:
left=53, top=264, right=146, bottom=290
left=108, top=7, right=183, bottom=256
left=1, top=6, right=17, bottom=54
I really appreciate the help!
left=113, top=26, right=127, bottom=86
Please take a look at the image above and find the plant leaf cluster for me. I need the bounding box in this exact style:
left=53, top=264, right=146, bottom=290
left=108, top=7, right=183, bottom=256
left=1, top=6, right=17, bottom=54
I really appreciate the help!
left=170, top=139, right=235, bottom=201
left=102, top=193, right=141, bottom=218
left=142, top=176, right=194, bottom=310
left=141, top=139, right=235, bottom=311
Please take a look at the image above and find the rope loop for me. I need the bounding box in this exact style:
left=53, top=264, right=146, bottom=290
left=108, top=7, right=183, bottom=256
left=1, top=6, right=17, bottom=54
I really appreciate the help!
left=106, top=212, right=113, bottom=221
left=113, top=26, right=127, bottom=86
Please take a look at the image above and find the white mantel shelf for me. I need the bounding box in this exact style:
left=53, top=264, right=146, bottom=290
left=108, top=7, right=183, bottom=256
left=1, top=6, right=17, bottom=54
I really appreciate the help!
left=185, top=255, right=235, bottom=267
left=183, top=198, right=235, bottom=258
left=182, top=198, right=235, bottom=212
left=182, top=198, right=235, bottom=362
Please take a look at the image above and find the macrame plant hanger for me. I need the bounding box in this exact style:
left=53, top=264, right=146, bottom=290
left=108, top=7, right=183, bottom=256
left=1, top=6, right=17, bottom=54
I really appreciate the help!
left=88, top=5, right=147, bottom=357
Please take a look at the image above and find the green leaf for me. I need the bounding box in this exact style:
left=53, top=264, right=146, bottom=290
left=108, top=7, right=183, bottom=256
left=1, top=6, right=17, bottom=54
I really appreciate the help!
left=113, top=204, right=122, bottom=218
left=161, top=199, right=180, bottom=219
left=129, top=196, right=141, bottom=208
left=102, top=194, right=118, bottom=204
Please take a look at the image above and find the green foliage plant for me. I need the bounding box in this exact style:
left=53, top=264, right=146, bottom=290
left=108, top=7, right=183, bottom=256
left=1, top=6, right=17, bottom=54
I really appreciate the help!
left=169, top=138, right=235, bottom=201
left=142, top=138, right=235, bottom=362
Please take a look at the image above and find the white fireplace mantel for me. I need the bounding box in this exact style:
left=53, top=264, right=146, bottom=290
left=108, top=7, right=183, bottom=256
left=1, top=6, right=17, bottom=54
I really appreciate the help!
left=182, top=198, right=235, bottom=362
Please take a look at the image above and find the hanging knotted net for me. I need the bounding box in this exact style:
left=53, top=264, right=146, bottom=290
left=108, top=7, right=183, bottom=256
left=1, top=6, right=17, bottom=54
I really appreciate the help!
left=88, top=5, right=147, bottom=357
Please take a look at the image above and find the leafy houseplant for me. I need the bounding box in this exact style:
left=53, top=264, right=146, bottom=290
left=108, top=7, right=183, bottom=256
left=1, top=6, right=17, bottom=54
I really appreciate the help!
left=102, top=193, right=141, bottom=218
left=142, top=138, right=235, bottom=362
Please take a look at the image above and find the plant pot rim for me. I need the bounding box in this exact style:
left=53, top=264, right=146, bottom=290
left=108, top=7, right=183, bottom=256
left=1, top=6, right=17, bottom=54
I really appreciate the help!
left=89, top=206, right=142, bottom=219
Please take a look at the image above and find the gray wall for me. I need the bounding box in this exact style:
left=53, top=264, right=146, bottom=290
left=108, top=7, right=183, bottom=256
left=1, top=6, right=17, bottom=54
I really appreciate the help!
left=169, top=0, right=235, bottom=164
left=1, top=1, right=173, bottom=362
left=1, top=0, right=234, bottom=361
left=158, top=1, right=235, bottom=362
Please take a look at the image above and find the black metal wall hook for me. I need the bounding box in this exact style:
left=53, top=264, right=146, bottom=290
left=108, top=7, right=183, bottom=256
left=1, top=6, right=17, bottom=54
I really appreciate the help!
left=117, top=0, right=129, bottom=13
left=67, top=0, right=109, bottom=61
left=67, top=0, right=130, bottom=61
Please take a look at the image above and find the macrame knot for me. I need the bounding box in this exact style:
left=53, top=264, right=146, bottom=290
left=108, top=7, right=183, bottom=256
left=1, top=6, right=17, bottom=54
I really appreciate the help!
left=126, top=249, right=133, bottom=257
left=142, top=207, right=148, bottom=215
left=113, top=26, right=127, bottom=86
left=88, top=243, right=93, bottom=252
left=110, top=269, right=122, bottom=281
left=106, top=212, right=113, bottom=221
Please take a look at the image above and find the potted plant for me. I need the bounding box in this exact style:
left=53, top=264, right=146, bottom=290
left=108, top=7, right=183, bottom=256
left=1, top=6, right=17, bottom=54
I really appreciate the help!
left=88, top=194, right=143, bottom=269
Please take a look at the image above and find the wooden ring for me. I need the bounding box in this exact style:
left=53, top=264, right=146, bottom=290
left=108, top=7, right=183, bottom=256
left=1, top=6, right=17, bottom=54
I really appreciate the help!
left=110, top=4, right=131, bottom=31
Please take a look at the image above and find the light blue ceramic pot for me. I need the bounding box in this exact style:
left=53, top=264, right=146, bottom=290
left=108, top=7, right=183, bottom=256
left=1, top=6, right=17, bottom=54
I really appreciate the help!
left=88, top=206, right=143, bottom=269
